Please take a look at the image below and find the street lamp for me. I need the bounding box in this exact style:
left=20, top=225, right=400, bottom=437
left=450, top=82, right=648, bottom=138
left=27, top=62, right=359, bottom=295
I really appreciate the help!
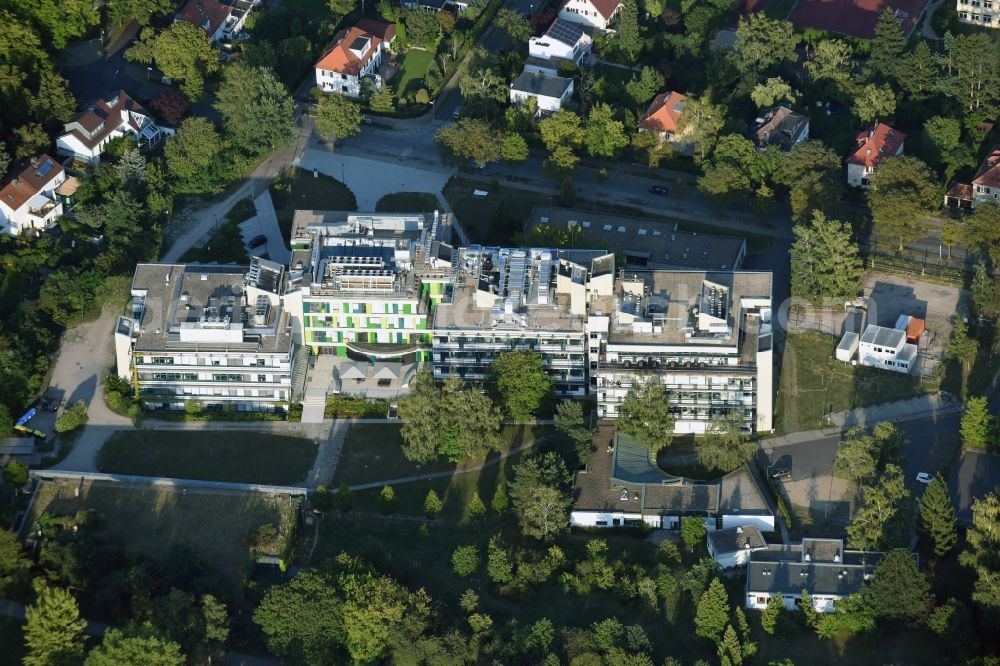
left=146, top=67, right=152, bottom=81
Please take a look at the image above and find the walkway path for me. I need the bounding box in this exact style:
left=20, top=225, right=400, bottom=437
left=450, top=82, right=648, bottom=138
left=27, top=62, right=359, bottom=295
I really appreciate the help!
left=240, top=191, right=290, bottom=265
left=825, top=391, right=963, bottom=429
left=307, top=419, right=350, bottom=487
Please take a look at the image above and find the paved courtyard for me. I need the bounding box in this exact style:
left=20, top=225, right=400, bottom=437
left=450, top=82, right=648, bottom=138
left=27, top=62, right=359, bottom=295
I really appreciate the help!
left=297, top=149, right=452, bottom=210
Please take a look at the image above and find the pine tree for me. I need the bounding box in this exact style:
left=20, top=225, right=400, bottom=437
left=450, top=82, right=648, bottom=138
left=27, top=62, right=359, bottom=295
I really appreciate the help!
left=960, top=396, right=991, bottom=451
left=760, top=592, right=785, bottom=635
left=487, top=535, right=514, bottom=584
left=798, top=589, right=819, bottom=629
left=694, top=578, right=730, bottom=640
left=616, top=0, right=642, bottom=57
left=23, top=584, right=86, bottom=666
left=960, top=491, right=1000, bottom=609
left=491, top=479, right=509, bottom=514
left=733, top=607, right=756, bottom=658
left=920, top=474, right=958, bottom=558
left=870, top=9, right=906, bottom=82
left=716, top=624, right=743, bottom=666
left=423, top=489, right=443, bottom=519
left=790, top=211, right=864, bottom=305
left=467, top=491, right=486, bottom=522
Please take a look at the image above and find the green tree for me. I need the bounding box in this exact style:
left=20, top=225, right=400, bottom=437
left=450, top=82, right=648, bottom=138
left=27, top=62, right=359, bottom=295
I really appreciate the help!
left=834, top=428, right=878, bottom=485
left=941, top=219, right=962, bottom=260
left=805, top=39, right=853, bottom=86
left=625, top=67, right=664, bottom=109
left=107, top=0, right=174, bottom=26
left=423, top=489, right=443, bottom=519
left=750, top=77, right=796, bottom=108
left=963, top=201, right=1000, bottom=267
left=853, top=83, right=896, bottom=124
left=54, top=400, right=88, bottom=433
left=698, top=411, right=755, bottom=473
left=84, top=630, right=184, bottom=666
left=694, top=578, right=730, bottom=640
left=23, top=584, right=86, bottom=666
left=402, top=8, right=441, bottom=46
left=960, top=491, right=1000, bottom=609
left=215, top=65, right=296, bottom=157
left=681, top=516, right=708, bottom=550
left=0, top=530, right=30, bottom=597
left=554, top=400, right=594, bottom=465
left=730, top=14, right=798, bottom=79
left=398, top=371, right=440, bottom=464
left=133, top=22, right=219, bottom=100
left=676, top=94, right=726, bottom=163
left=960, top=396, right=991, bottom=451
left=717, top=624, right=743, bottom=665
left=898, top=40, right=937, bottom=101
left=798, top=589, right=819, bottom=629
left=452, top=544, right=480, bottom=577
left=509, top=452, right=572, bottom=540
left=540, top=110, right=585, bottom=172
left=870, top=9, right=906, bottom=82
left=919, top=474, right=958, bottom=558
left=761, top=592, right=785, bottom=635
left=13, top=0, right=99, bottom=51
left=163, top=117, right=223, bottom=186
left=616, top=0, right=642, bottom=57
left=846, top=464, right=912, bottom=550
left=31, top=71, right=77, bottom=125
left=487, top=536, right=513, bottom=584
left=253, top=570, right=342, bottom=665
left=865, top=548, right=931, bottom=622
left=369, top=87, right=395, bottom=113
left=946, top=317, right=979, bottom=391
left=500, top=132, right=529, bottom=162
left=316, top=94, right=362, bottom=144
left=939, top=33, right=1000, bottom=118
left=779, top=140, right=843, bottom=222
left=438, top=377, right=503, bottom=461
left=467, top=491, right=486, bottom=522
left=201, top=594, right=230, bottom=659
left=584, top=103, right=629, bottom=159
left=491, top=479, right=509, bottom=514
left=490, top=351, right=552, bottom=420
left=458, top=67, right=507, bottom=119
left=790, top=211, right=864, bottom=305
left=867, top=156, right=938, bottom=251
left=379, top=485, right=396, bottom=515
left=333, top=483, right=353, bottom=511
left=495, top=8, right=531, bottom=41
left=327, top=0, right=357, bottom=20
left=435, top=118, right=502, bottom=166
left=3, top=460, right=29, bottom=488
left=617, top=378, right=674, bottom=452
left=924, top=116, right=974, bottom=174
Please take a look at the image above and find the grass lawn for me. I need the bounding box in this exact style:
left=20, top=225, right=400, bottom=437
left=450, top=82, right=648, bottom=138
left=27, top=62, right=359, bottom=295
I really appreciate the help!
left=443, top=177, right=550, bottom=244
left=180, top=198, right=254, bottom=264
left=97, top=430, right=317, bottom=485
left=26, top=480, right=298, bottom=594
left=764, top=0, right=797, bottom=19
left=270, top=167, right=357, bottom=240
left=391, top=49, right=435, bottom=100
left=375, top=192, right=441, bottom=213
left=776, top=331, right=937, bottom=434
left=332, top=423, right=559, bottom=521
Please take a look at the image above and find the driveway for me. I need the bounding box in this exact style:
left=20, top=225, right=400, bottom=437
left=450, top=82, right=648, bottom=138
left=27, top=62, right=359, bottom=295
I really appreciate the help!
left=239, top=191, right=291, bottom=265
left=297, top=148, right=452, bottom=210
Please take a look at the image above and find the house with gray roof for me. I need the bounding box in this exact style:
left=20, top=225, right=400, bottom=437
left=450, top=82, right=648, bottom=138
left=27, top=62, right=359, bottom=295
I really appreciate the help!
left=570, top=432, right=774, bottom=532
left=708, top=524, right=768, bottom=568
left=745, top=538, right=883, bottom=613
left=510, top=71, right=574, bottom=115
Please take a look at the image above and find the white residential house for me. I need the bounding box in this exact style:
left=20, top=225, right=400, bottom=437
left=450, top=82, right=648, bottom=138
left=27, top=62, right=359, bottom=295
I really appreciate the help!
left=745, top=539, right=882, bottom=613
left=945, top=147, right=1000, bottom=210
left=558, top=0, right=622, bottom=30
left=0, top=155, right=66, bottom=236
left=510, top=71, right=574, bottom=114
left=846, top=122, right=905, bottom=188
left=176, top=0, right=257, bottom=43
left=314, top=19, right=396, bottom=98
left=956, top=0, right=997, bottom=27
left=56, top=91, right=166, bottom=165
left=525, top=19, right=592, bottom=76
left=708, top=525, right=769, bottom=569
left=858, top=325, right=917, bottom=374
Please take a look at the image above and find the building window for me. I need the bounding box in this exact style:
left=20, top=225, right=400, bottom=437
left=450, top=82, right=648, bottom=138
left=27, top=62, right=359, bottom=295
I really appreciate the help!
left=151, top=357, right=173, bottom=365
left=258, top=374, right=267, bottom=383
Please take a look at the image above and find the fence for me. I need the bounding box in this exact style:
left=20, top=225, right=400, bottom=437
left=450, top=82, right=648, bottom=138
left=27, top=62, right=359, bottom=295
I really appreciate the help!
left=28, top=469, right=308, bottom=496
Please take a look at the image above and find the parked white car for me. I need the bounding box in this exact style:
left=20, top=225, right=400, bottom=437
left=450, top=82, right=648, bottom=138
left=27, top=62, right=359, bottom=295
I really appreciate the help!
left=915, top=472, right=933, bottom=484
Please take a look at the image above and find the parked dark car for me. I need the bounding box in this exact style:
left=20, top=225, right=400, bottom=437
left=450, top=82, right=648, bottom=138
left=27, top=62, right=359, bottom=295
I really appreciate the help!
left=248, top=235, right=268, bottom=248
left=648, top=185, right=669, bottom=196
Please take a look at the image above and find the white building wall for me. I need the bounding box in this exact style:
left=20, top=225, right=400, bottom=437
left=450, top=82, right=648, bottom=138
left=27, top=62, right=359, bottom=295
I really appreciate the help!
left=721, top=514, right=775, bottom=533
left=558, top=0, right=614, bottom=29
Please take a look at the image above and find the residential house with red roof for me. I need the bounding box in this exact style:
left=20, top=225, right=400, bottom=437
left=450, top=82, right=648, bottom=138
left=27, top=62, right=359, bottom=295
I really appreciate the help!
left=0, top=155, right=66, bottom=236
left=176, top=0, right=257, bottom=43
left=637, top=91, right=691, bottom=154
left=558, top=0, right=622, bottom=31
left=56, top=90, right=167, bottom=165
left=846, top=122, right=905, bottom=188
left=314, top=19, right=397, bottom=98
left=945, top=147, right=1000, bottom=210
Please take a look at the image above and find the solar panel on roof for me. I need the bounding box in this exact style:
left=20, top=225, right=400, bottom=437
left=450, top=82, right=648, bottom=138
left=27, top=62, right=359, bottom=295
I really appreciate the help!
left=547, top=19, right=583, bottom=45
left=34, top=160, right=54, bottom=178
